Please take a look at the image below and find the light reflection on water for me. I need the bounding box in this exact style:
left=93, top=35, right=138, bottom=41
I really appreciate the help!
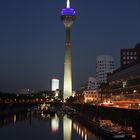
left=63, top=115, right=72, bottom=140
left=72, top=118, right=101, bottom=140
left=0, top=108, right=100, bottom=140
left=51, top=115, right=59, bottom=133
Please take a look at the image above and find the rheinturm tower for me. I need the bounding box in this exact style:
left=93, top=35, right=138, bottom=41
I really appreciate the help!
left=61, top=0, right=76, bottom=100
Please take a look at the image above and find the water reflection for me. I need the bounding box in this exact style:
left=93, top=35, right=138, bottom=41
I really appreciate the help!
left=0, top=111, right=29, bottom=128
left=73, top=123, right=87, bottom=140
left=2, top=106, right=137, bottom=140
left=63, top=115, right=72, bottom=140
left=51, top=115, right=59, bottom=133
left=73, top=120, right=100, bottom=140
left=13, top=114, right=16, bottom=123
left=0, top=109, right=100, bottom=140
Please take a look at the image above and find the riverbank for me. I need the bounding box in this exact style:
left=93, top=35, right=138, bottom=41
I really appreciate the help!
left=69, top=103, right=140, bottom=139
left=70, top=103, right=140, bottom=127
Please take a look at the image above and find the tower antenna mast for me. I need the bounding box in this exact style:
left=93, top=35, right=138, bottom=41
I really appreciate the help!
left=66, top=0, right=70, bottom=8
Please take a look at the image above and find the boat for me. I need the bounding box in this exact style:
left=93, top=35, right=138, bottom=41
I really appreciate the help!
left=99, top=120, right=136, bottom=139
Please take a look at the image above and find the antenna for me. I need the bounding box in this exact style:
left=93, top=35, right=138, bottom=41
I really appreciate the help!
left=66, top=0, right=70, bottom=8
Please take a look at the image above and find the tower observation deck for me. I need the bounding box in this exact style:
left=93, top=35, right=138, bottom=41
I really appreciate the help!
left=61, top=0, right=76, bottom=100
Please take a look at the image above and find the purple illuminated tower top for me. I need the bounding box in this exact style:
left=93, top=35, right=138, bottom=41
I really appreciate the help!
left=61, top=0, right=76, bottom=28
left=61, top=8, right=76, bottom=16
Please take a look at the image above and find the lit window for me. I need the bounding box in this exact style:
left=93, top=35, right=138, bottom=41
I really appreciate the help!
left=127, top=56, right=129, bottom=59
left=123, top=52, right=126, bottom=55
left=123, top=61, right=126, bottom=64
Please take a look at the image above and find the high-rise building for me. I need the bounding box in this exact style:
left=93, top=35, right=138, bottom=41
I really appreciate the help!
left=61, top=0, right=76, bottom=100
left=51, top=78, right=59, bottom=91
left=120, top=43, right=140, bottom=67
left=96, top=55, right=114, bottom=84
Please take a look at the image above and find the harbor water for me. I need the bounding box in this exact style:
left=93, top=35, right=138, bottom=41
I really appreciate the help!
left=0, top=106, right=102, bottom=140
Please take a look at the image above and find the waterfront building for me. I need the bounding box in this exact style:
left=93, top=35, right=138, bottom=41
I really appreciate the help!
left=87, top=77, right=99, bottom=90
left=83, top=90, right=100, bottom=104
left=108, top=43, right=140, bottom=98
left=120, top=43, right=140, bottom=67
left=108, top=63, right=140, bottom=96
left=96, top=55, right=115, bottom=85
left=61, top=0, right=76, bottom=100
left=51, top=78, right=59, bottom=91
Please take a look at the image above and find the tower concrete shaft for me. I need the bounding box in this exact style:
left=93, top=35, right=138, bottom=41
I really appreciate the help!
left=63, top=28, right=72, bottom=100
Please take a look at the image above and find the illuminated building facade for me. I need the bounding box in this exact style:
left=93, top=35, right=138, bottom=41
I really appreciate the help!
left=51, top=78, right=59, bottom=91
left=83, top=90, right=100, bottom=104
left=61, top=0, right=76, bottom=100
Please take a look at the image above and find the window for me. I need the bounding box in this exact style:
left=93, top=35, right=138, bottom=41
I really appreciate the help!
left=123, top=52, right=126, bottom=55
left=123, top=61, right=126, bottom=64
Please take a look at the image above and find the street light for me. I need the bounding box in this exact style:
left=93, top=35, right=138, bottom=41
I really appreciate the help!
left=133, top=90, right=137, bottom=99
left=138, top=104, right=140, bottom=109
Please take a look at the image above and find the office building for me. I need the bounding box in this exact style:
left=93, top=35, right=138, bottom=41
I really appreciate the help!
left=96, top=55, right=114, bottom=85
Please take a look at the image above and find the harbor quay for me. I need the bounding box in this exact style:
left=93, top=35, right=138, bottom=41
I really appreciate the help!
left=69, top=103, right=140, bottom=137
left=70, top=103, right=140, bottom=128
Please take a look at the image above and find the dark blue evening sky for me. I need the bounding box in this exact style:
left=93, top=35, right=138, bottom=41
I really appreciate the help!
left=0, top=0, right=140, bottom=92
